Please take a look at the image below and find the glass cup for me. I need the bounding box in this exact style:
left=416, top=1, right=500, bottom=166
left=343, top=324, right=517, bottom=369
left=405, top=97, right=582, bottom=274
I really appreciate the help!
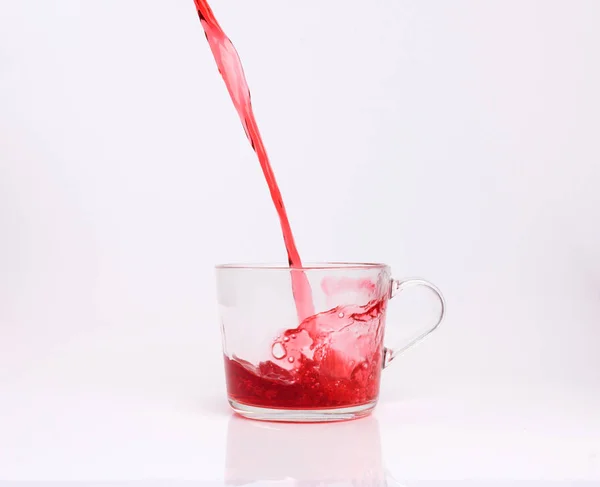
left=216, top=262, right=445, bottom=422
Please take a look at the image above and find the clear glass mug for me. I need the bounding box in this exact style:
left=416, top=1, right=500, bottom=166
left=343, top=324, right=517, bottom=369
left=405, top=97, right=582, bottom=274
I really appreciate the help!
left=216, top=262, right=445, bottom=422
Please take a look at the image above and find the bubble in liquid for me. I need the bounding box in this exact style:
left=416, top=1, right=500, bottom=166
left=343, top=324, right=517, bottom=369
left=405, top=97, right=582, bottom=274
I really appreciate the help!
left=271, top=342, right=287, bottom=360
left=338, top=312, right=345, bottom=318
left=288, top=357, right=295, bottom=363
left=283, top=336, right=290, bottom=342
left=291, top=334, right=296, bottom=339
left=362, top=362, right=369, bottom=369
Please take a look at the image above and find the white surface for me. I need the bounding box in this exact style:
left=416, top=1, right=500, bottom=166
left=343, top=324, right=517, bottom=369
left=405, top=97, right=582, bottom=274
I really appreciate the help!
left=1, top=0, right=600, bottom=482
left=1, top=372, right=599, bottom=482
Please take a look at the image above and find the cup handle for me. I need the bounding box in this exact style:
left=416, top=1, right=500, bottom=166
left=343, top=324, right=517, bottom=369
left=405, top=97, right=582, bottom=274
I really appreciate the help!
left=383, top=278, right=446, bottom=369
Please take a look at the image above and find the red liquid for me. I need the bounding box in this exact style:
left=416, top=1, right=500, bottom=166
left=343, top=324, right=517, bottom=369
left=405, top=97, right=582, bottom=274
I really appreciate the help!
left=225, top=299, right=387, bottom=409
left=193, top=1, right=385, bottom=409
left=193, top=0, right=313, bottom=322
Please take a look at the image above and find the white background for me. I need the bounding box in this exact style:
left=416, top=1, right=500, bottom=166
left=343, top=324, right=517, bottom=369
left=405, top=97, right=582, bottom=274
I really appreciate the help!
left=1, top=0, right=599, bottom=482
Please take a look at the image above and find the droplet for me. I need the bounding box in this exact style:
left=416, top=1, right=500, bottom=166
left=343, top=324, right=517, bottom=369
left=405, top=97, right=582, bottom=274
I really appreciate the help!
left=291, top=334, right=296, bottom=339
left=271, top=342, right=287, bottom=360
left=288, top=356, right=295, bottom=363
left=338, top=312, right=345, bottom=318
left=283, top=336, right=290, bottom=342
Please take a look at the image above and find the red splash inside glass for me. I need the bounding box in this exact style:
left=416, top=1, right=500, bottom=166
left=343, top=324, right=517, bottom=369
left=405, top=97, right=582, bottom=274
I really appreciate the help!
left=216, top=262, right=445, bottom=422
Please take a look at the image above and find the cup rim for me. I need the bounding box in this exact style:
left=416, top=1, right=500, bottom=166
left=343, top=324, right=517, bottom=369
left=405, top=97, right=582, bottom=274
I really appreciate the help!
left=215, top=262, right=389, bottom=271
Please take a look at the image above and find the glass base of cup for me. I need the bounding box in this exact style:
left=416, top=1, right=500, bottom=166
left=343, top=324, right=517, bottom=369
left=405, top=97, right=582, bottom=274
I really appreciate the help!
left=228, top=399, right=377, bottom=422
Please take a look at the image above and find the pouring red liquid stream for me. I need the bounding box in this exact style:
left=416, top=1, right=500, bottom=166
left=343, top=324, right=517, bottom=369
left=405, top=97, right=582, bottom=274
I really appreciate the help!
left=194, top=1, right=384, bottom=408
left=193, top=0, right=313, bottom=322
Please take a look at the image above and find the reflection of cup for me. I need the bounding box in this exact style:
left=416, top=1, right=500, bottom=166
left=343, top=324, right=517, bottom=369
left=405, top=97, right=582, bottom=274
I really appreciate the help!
left=225, top=414, right=387, bottom=486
